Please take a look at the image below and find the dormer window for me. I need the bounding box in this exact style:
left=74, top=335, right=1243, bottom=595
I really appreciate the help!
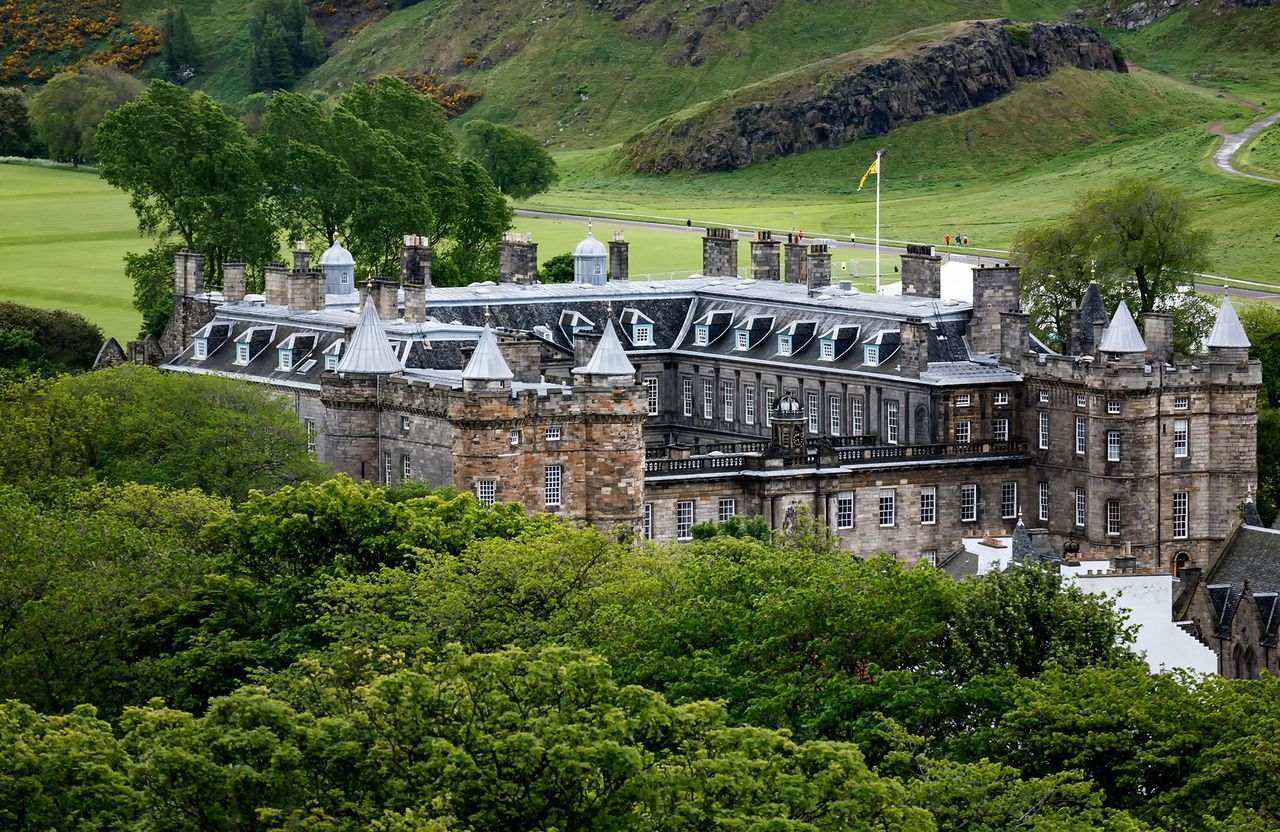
left=778, top=335, right=792, bottom=357
left=324, top=354, right=339, bottom=371
left=864, top=344, right=879, bottom=366
left=235, top=343, right=250, bottom=365
left=694, top=325, right=709, bottom=346
left=193, top=338, right=207, bottom=360
left=819, top=340, right=835, bottom=361
left=735, top=330, right=749, bottom=351
left=278, top=349, right=293, bottom=371
left=633, top=324, right=654, bottom=346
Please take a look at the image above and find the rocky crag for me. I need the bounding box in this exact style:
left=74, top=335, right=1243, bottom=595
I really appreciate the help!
left=1103, top=0, right=1277, bottom=32
left=622, top=20, right=1124, bottom=174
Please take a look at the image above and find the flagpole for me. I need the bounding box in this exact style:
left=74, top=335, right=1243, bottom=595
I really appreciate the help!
left=874, top=149, right=882, bottom=292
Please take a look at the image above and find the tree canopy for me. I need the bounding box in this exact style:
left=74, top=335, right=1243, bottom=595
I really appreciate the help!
left=159, top=7, right=201, bottom=82
left=28, top=66, right=140, bottom=164
left=0, top=301, right=104, bottom=374
left=464, top=118, right=559, bottom=200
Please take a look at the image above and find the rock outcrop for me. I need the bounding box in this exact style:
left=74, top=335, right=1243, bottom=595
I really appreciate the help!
left=1104, top=0, right=1276, bottom=31
left=622, top=20, right=1124, bottom=174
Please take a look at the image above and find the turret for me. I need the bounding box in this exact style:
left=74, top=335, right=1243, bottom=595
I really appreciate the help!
left=319, top=239, right=356, bottom=295
left=572, top=319, right=635, bottom=386
left=462, top=327, right=515, bottom=392
left=335, top=298, right=402, bottom=375
left=1097, top=300, right=1146, bottom=362
left=573, top=229, right=608, bottom=285
left=1206, top=294, right=1250, bottom=364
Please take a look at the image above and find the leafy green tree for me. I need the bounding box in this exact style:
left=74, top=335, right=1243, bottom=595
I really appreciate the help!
left=0, top=87, right=33, bottom=156
left=463, top=119, right=559, bottom=199
left=159, top=7, right=202, bottom=81
left=125, top=241, right=180, bottom=337
left=248, top=0, right=325, bottom=92
left=28, top=69, right=139, bottom=164
left=0, top=301, right=104, bottom=372
left=0, top=702, right=140, bottom=830
left=690, top=513, right=772, bottom=542
left=540, top=252, right=574, bottom=282
left=96, top=80, right=278, bottom=330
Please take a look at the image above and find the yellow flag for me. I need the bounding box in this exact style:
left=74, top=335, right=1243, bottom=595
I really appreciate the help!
left=857, top=157, right=879, bottom=191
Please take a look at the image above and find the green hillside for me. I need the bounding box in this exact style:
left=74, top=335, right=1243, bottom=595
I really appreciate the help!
left=1240, top=123, right=1280, bottom=179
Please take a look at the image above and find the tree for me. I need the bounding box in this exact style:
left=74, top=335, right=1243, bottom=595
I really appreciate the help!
left=464, top=119, right=559, bottom=200
left=247, top=0, right=325, bottom=92
left=0, top=301, right=104, bottom=372
left=159, top=7, right=201, bottom=82
left=0, top=87, right=33, bottom=157
left=27, top=70, right=138, bottom=164
left=540, top=252, right=574, bottom=283
left=125, top=241, right=180, bottom=338
left=1012, top=178, right=1214, bottom=353
left=96, top=81, right=278, bottom=329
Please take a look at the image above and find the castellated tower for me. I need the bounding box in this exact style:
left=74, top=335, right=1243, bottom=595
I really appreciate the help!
left=1008, top=291, right=1260, bottom=570
left=449, top=322, right=647, bottom=533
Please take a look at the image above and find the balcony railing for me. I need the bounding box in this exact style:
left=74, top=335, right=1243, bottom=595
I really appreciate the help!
left=643, top=439, right=1028, bottom=476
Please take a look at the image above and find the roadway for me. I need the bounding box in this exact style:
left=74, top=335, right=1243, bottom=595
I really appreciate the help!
left=515, top=208, right=1279, bottom=300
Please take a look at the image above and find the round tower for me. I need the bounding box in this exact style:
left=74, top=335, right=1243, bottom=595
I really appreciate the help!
left=319, top=240, right=356, bottom=295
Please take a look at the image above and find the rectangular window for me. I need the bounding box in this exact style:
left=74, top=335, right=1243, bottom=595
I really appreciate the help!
left=836, top=494, right=854, bottom=529
left=807, top=393, right=819, bottom=435
left=546, top=425, right=562, bottom=441
left=879, top=488, right=896, bottom=527
left=994, top=392, right=1009, bottom=406
left=193, top=339, right=207, bottom=360
left=723, top=381, right=735, bottom=423
left=960, top=484, right=978, bottom=523
left=682, top=377, right=693, bottom=417
left=1001, top=481, right=1018, bottom=519
left=885, top=400, right=899, bottom=445
left=703, top=379, right=714, bottom=420
left=1174, top=396, right=1189, bottom=411
left=994, top=418, right=1009, bottom=442
left=766, top=388, right=775, bottom=425
left=1039, top=482, right=1049, bottom=522
left=676, top=500, right=694, bottom=540
left=1075, top=487, right=1086, bottom=527
left=829, top=395, right=841, bottom=435
left=955, top=393, right=971, bottom=407
left=921, top=549, right=938, bottom=566
left=278, top=349, right=293, bottom=371
left=1039, top=390, right=1050, bottom=404
left=510, top=429, right=521, bottom=446
left=1076, top=393, right=1087, bottom=408
left=777, top=335, right=792, bottom=356
left=304, top=418, right=317, bottom=456
left=476, top=479, right=496, bottom=507
left=744, top=384, right=756, bottom=425
left=401, top=454, right=411, bottom=481
left=1107, top=400, right=1121, bottom=415
left=1173, top=491, right=1189, bottom=539
left=1107, top=429, right=1121, bottom=462
left=718, top=498, right=736, bottom=523
left=1173, top=419, right=1189, bottom=458
left=864, top=344, right=879, bottom=366
left=643, top=503, right=653, bottom=540
left=644, top=376, right=659, bottom=416
left=820, top=340, right=834, bottom=360
left=1039, top=411, right=1050, bottom=450
left=544, top=464, right=563, bottom=507
left=383, top=451, right=392, bottom=484
left=851, top=397, right=864, bottom=435
left=1107, top=499, right=1121, bottom=536
left=955, top=420, right=971, bottom=443
left=694, top=326, right=708, bottom=346
left=920, top=486, right=937, bottom=525
left=324, top=354, right=338, bottom=371
left=736, top=330, right=749, bottom=350
left=401, top=415, right=411, bottom=432
left=1075, top=415, right=1087, bottom=456
left=235, top=343, right=250, bottom=365
left=634, top=324, right=654, bottom=346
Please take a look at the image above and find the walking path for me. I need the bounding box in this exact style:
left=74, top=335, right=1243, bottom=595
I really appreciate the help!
left=1212, top=110, right=1280, bottom=185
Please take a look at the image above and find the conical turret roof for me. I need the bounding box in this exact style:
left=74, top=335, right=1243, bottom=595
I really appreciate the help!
left=461, top=327, right=514, bottom=381
left=336, top=298, right=402, bottom=374
left=1098, top=300, right=1146, bottom=354
left=1206, top=294, right=1250, bottom=349
left=1080, top=281, right=1108, bottom=325
left=574, top=319, right=635, bottom=377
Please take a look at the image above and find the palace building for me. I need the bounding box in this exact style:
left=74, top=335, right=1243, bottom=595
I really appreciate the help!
left=114, top=227, right=1260, bottom=572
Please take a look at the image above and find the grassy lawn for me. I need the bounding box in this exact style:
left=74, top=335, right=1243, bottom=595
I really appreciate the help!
left=0, top=164, right=144, bottom=343
left=1238, top=123, right=1280, bottom=179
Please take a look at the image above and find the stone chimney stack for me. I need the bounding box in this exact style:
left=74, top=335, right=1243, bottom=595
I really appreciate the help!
left=784, top=234, right=807, bottom=284
left=702, top=227, right=738, bottom=277
left=288, top=269, right=324, bottom=312
left=362, top=277, right=399, bottom=321
left=750, top=231, right=781, bottom=281
left=1000, top=311, right=1031, bottom=366
left=265, top=262, right=289, bottom=306
left=222, top=261, right=246, bottom=302
left=572, top=328, right=602, bottom=369
left=174, top=250, right=205, bottom=296
left=608, top=231, right=629, bottom=281
left=969, top=264, right=1021, bottom=356
left=900, top=244, right=942, bottom=297
left=1143, top=312, right=1173, bottom=364
left=899, top=318, right=929, bottom=379
left=806, top=243, right=832, bottom=295
left=498, top=231, right=538, bottom=284
left=292, top=241, right=310, bottom=273
left=399, top=234, right=432, bottom=287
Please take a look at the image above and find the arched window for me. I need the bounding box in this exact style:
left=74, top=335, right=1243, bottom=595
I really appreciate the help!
left=913, top=405, right=929, bottom=444
left=1233, top=644, right=1245, bottom=679
left=1244, top=648, right=1258, bottom=680
left=1173, top=552, right=1190, bottom=578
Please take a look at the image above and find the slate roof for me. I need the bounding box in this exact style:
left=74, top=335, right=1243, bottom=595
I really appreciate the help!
left=1203, top=524, right=1280, bottom=642
left=1206, top=295, right=1250, bottom=349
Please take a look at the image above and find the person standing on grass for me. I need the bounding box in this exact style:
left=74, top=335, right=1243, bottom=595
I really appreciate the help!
left=945, top=234, right=951, bottom=246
